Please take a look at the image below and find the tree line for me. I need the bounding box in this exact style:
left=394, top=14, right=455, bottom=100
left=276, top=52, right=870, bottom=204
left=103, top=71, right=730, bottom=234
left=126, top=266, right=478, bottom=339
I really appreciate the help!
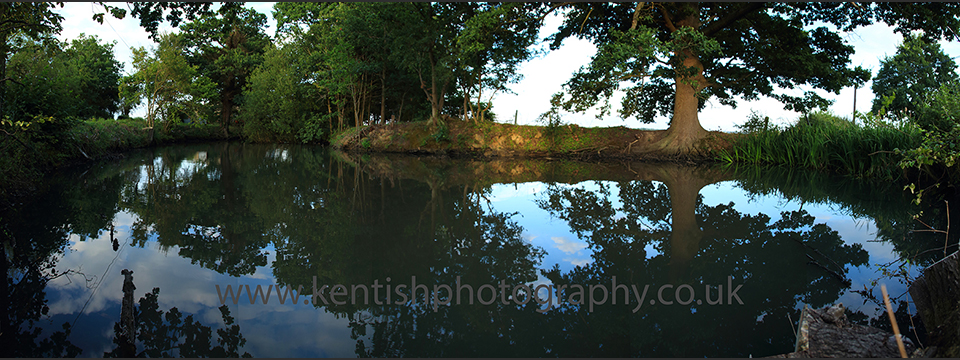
left=2, top=2, right=960, bottom=152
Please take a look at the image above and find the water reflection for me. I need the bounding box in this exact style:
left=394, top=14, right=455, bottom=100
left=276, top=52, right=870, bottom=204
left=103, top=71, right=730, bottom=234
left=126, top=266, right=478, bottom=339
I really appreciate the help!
left=104, top=287, right=250, bottom=358
left=535, top=164, right=868, bottom=356
left=120, top=144, right=270, bottom=276
left=1, top=143, right=954, bottom=357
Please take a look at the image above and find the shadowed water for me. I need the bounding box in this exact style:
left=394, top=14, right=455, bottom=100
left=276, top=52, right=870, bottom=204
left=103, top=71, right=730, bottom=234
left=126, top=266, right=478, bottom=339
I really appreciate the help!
left=2, top=142, right=955, bottom=357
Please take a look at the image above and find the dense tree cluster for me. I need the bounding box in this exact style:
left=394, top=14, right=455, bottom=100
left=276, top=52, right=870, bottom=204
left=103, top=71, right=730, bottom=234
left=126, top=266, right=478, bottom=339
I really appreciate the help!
left=238, top=2, right=543, bottom=142
left=3, top=2, right=960, bottom=149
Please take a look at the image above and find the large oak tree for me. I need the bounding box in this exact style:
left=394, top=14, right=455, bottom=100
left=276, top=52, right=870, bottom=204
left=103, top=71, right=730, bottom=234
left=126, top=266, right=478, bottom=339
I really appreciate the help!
left=546, top=3, right=960, bottom=156
left=178, top=4, right=270, bottom=136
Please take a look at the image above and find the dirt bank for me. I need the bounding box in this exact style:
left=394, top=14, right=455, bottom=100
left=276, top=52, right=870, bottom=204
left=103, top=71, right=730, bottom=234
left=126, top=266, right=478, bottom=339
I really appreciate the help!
left=332, top=121, right=739, bottom=161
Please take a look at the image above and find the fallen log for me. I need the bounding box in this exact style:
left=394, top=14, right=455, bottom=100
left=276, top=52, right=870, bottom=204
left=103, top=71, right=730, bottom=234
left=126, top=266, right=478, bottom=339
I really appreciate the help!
left=767, top=303, right=916, bottom=358
left=909, top=251, right=960, bottom=357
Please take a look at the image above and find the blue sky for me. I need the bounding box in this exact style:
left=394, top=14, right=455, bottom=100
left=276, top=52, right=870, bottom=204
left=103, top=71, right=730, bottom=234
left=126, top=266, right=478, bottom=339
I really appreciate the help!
left=55, top=3, right=960, bottom=132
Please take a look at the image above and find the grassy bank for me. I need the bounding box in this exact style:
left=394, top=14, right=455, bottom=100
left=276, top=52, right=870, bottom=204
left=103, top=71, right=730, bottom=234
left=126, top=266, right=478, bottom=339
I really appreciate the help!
left=0, top=117, right=236, bottom=206
left=331, top=120, right=735, bottom=159
left=719, top=111, right=922, bottom=178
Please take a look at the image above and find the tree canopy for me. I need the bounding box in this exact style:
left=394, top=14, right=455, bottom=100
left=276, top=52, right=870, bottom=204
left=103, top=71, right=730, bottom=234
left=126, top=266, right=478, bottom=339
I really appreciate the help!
left=177, top=4, right=270, bottom=135
left=0, top=3, right=65, bottom=117
left=871, top=34, right=959, bottom=124
left=4, top=34, right=121, bottom=122
left=545, top=2, right=960, bottom=155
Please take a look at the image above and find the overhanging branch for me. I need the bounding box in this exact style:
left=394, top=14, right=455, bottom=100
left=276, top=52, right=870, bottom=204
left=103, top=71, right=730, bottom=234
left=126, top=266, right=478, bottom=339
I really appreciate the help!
left=0, top=77, right=24, bottom=86
left=702, top=3, right=767, bottom=37
left=656, top=4, right=678, bottom=32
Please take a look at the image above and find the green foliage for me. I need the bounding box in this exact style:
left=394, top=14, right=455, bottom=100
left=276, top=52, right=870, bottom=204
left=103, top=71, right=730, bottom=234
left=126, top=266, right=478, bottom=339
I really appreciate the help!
left=247, top=2, right=544, bottom=140
left=117, top=74, right=142, bottom=119
left=898, top=125, right=960, bottom=177
left=240, top=45, right=306, bottom=142
left=547, top=3, right=900, bottom=125
left=909, top=82, right=960, bottom=133
left=62, top=34, right=123, bottom=119
left=871, top=34, right=959, bottom=128
left=431, top=123, right=449, bottom=143
left=4, top=38, right=79, bottom=121
left=129, top=34, right=216, bottom=130
left=245, top=2, right=437, bottom=140
left=542, top=1, right=960, bottom=151
left=297, top=114, right=330, bottom=144
left=2, top=34, right=121, bottom=123
left=0, top=3, right=66, bottom=121
left=720, top=110, right=921, bottom=178
left=735, top=110, right=773, bottom=133
left=891, top=81, right=960, bottom=204
left=104, top=3, right=214, bottom=40
left=454, top=3, right=542, bottom=123
left=0, top=3, right=63, bottom=41
left=178, top=4, right=270, bottom=131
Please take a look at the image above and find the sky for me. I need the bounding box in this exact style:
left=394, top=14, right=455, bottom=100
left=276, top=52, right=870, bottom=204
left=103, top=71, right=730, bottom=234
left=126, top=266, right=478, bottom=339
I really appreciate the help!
left=54, top=3, right=960, bottom=132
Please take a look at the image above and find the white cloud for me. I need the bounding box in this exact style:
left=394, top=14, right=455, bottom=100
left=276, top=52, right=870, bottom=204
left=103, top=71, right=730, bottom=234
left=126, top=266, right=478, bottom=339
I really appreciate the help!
left=551, top=236, right=587, bottom=254
left=44, top=207, right=358, bottom=357
left=489, top=182, right=545, bottom=202
left=564, top=257, right=591, bottom=267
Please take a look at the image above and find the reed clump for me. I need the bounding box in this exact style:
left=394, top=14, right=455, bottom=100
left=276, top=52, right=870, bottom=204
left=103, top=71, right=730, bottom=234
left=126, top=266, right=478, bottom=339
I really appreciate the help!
left=719, top=110, right=922, bottom=179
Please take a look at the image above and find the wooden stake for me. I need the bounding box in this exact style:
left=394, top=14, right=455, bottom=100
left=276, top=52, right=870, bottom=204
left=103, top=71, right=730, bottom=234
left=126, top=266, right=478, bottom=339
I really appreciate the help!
left=881, top=284, right=908, bottom=358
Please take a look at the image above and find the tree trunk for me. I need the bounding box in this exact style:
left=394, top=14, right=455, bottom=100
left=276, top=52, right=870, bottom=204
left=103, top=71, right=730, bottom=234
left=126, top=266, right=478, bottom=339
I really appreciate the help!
left=666, top=6, right=708, bottom=153
left=221, top=90, right=235, bottom=137
left=380, top=68, right=386, bottom=125
left=421, top=56, right=448, bottom=127
left=661, top=166, right=707, bottom=283
left=430, top=66, right=440, bottom=125
left=909, top=251, right=960, bottom=357
left=0, top=47, right=6, bottom=118
left=327, top=98, right=333, bottom=135
left=639, top=5, right=709, bottom=156
left=119, top=269, right=137, bottom=357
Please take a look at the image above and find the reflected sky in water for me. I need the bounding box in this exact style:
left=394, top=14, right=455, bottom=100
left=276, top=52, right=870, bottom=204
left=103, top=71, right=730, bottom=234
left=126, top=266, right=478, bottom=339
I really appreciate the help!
left=3, top=143, right=943, bottom=357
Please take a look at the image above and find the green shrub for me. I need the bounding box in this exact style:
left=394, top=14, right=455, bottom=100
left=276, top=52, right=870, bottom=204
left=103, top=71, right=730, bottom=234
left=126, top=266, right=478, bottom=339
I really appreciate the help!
left=297, top=114, right=330, bottom=144
left=735, top=110, right=775, bottom=133
left=431, top=123, right=449, bottom=143
left=911, top=82, right=960, bottom=133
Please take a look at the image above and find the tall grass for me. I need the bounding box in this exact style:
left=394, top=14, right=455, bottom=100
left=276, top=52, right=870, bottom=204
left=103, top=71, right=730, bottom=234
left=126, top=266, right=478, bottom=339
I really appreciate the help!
left=719, top=111, right=922, bottom=178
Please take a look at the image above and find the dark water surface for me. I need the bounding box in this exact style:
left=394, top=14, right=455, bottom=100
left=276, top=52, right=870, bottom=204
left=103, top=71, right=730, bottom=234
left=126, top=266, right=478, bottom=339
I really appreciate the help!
left=2, top=142, right=951, bottom=357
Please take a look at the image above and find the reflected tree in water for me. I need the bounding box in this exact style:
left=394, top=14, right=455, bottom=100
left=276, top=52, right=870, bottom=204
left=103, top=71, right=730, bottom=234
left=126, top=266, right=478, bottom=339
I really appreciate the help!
left=9, top=143, right=952, bottom=357
left=119, top=143, right=270, bottom=276
left=533, top=164, right=869, bottom=357
left=732, top=164, right=958, bottom=267
left=238, top=153, right=547, bottom=356
left=104, top=288, right=251, bottom=358
left=0, top=170, right=113, bottom=357
left=0, top=244, right=81, bottom=357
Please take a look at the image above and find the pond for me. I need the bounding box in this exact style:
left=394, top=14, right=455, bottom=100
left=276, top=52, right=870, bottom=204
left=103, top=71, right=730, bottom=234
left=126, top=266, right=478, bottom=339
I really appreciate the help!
left=2, top=142, right=953, bottom=357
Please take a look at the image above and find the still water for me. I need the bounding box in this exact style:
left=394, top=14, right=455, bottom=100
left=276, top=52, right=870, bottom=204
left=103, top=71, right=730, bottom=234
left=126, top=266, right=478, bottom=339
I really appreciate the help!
left=2, top=142, right=951, bottom=357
